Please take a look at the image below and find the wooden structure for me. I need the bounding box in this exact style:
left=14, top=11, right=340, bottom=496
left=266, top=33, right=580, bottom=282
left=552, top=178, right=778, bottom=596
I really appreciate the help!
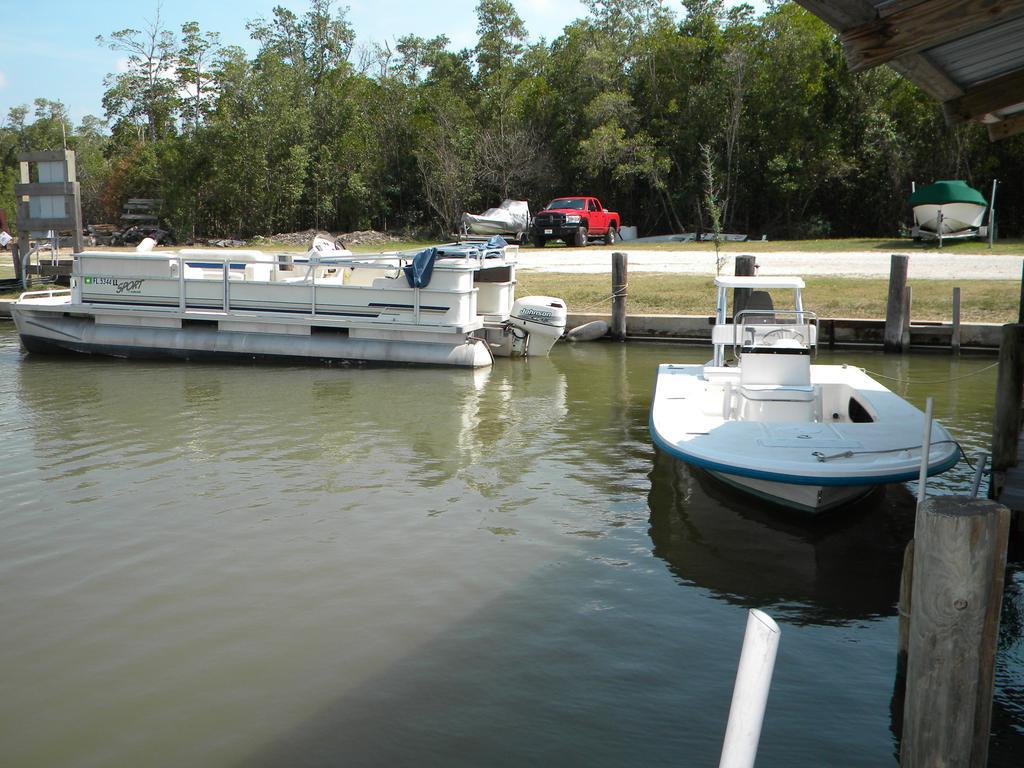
left=121, top=198, right=161, bottom=227
left=13, top=151, right=84, bottom=284
left=611, top=252, right=628, bottom=341
left=990, top=324, right=1024, bottom=509
left=901, top=497, right=1010, bottom=767
left=884, top=254, right=910, bottom=353
left=732, top=255, right=757, bottom=319
left=796, top=0, right=1024, bottom=140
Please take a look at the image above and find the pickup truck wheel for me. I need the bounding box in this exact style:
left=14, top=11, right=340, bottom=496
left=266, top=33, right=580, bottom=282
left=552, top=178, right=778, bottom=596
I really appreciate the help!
left=573, top=225, right=588, bottom=247
left=604, top=225, right=617, bottom=245
left=532, top=235, right=546, bottom=248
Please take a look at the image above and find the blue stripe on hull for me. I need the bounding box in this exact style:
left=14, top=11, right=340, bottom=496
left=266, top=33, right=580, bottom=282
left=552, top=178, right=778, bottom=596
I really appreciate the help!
left=649, top=415, right=960, bottom=487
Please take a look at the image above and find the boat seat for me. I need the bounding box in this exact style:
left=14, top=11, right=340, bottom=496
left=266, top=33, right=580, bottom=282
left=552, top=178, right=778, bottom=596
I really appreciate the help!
left=740, top=383, right=815, bottom=402
left=739, top=349, right=812, bottom=390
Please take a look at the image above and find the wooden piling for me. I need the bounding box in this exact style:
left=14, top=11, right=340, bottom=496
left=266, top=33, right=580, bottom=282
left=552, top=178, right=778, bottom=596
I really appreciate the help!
left=1018, top=261, right=1024, bottom=325
left=11, top=240, right=23, bottom=286
left=952, top=287, right=962, bottom=354
left=896, top=539, right=915, bottom=680
left=990, top=324, right=1024, bottom=500
left=884, top=254, right=909, bottom=353
left=733, top=255, right=757, bottom=319
left=901, top=497, right=1010, bottom=768
left=611, top=251, right=628, bottom=341
left=892, top=538, right=915, bottom=740
left=902, top=285, right=912, bottom=352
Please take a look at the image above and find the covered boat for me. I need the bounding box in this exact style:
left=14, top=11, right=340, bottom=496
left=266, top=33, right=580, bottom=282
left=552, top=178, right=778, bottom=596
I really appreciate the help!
left=460, top=200, right=530, bottom=242
left=649, top=276, right=960, bottom=514
left=11, top=237, right=567, bottom=368
left=910, top=180, right=989, bottom=241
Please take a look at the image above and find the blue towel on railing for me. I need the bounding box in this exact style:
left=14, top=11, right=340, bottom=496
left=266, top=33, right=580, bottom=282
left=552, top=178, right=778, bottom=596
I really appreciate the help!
left=404, top=246, right=437, bottom=288
left=483, top=235, right=508, bottom=259
left=405, top=237, right=509, bottom=287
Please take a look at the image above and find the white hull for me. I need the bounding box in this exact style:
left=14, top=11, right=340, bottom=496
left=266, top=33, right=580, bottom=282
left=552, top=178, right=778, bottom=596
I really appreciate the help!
left=13, top=243, right=567, bottom=368
left=649, top=275, right=959, bottom=515
left=14, top=308, right=495, bottom=367
left=913, top=202, right=986, bottom=235
left=461, top=218, right=522, bottom=237
left=461, top=200, right=530, bottom=238
left=706, top=471, right=873, bottom=514
left=651, top=362, right=959, bottom=514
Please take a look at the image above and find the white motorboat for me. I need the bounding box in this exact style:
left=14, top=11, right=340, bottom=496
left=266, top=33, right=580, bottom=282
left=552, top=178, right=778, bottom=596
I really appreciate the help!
left=12, top=237, right=567, bottom=368
left=460, top=200, right=531, bottom=242
left=649, top=276, right=960, bottom=514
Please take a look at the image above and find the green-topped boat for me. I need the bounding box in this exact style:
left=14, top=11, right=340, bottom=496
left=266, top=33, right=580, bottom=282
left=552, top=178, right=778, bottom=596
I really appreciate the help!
left=909, top=179, right=992, bottom=242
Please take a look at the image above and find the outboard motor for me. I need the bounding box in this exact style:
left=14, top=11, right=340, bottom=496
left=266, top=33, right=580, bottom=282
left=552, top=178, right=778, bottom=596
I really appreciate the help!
left=506, top=296, right=567, bottom=356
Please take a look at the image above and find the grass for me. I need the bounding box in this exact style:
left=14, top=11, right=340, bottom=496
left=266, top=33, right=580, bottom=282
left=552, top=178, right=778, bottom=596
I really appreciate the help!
left=516, top=272, right=1019, bottom=324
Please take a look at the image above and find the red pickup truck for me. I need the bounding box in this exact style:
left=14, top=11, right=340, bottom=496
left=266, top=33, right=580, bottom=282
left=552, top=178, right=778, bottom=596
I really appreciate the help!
left=530, top=196, right=621, bottom=247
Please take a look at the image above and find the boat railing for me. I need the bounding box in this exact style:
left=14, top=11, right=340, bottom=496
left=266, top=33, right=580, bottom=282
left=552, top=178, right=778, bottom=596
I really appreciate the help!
left=66, top=249, right=482, bottom=326
left=18, top=288, right=72, bottom=302
left=732, top=309, right=818, bottom=358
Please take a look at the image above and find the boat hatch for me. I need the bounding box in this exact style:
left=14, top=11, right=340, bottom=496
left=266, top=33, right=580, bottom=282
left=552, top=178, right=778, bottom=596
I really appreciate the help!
left=848, top=398, right=874, bottom=423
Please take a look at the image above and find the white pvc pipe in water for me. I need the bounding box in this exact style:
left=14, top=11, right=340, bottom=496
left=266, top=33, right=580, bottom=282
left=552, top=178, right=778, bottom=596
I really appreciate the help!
left=719, top=609, right=781, bottom=768
left=917, top=397, right=934, bottom=506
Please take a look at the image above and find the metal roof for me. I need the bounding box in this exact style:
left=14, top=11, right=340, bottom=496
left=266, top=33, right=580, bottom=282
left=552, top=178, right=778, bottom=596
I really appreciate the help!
left=928, top=16, right=1024, bottom=90
left=795, top=0, right=1024, bottom=139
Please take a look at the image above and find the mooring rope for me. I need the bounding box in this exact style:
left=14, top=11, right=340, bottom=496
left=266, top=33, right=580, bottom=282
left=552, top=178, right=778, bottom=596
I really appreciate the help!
left=856, top=361, right=999, bottom=385
left=571, top=284, right=628, bottom=314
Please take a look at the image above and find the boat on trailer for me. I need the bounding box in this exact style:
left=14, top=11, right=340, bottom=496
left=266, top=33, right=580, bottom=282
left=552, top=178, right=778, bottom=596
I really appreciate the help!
left=649, top=276, right=960, bottom=514
left=11, top=237, right=567, bottom=368
left=909, top=179, right=992, bottom=243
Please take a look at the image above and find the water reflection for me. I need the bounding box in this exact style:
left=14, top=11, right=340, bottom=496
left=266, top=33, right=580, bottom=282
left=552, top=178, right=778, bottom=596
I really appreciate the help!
left=5, top=329, right=1023, bottom=766
left=14, top=355, right=569, bottom=492
left=647, top=450, right=917, bottom=626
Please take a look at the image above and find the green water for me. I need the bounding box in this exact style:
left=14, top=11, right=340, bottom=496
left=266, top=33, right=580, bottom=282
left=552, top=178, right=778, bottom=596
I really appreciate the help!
left=0, top=325, right=1021, bottom=766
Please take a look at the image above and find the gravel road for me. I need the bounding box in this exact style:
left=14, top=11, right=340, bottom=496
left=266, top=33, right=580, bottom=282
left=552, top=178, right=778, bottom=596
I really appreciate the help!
left=516, top=247, right=1024, bottom=280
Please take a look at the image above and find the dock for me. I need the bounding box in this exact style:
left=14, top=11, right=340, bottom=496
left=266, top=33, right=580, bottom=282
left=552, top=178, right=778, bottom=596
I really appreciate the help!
left=567, top=312, right=1005, bottom=351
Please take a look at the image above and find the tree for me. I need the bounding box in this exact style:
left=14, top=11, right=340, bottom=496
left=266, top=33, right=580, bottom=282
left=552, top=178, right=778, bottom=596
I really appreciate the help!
left=247, top=0, right=354, bottom=97
left=475, top=0, right=527, bottom=83
left=96, top=6, right=179, bottom=143
left=176, top=22, right=222, bottom=134
left=475, top=122, right=553, bottom=200
left=416, top=95, right=479, bottom=232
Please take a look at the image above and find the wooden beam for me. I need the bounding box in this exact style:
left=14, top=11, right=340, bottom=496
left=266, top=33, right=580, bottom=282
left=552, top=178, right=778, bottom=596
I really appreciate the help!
left=944, top=70, right=1024, bottom=123
left=18, top=217, right=81, bottom=232
left=13, top=182, right=79, bottom=198
left=16, top=149, right=74, bottom=164
left=889, top=53, right=964, bottom=102
left=841, top=0, right=1024, bottom=72
left=988, top=112, right=1024, bottom=140
left=792, top=0, right=876, bottom=29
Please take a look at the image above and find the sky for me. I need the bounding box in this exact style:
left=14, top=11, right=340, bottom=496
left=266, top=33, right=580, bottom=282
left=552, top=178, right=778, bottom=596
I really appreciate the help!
left=0, top=0, right=592, bottom=125
left=0, top=1, right=767, bottom=126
